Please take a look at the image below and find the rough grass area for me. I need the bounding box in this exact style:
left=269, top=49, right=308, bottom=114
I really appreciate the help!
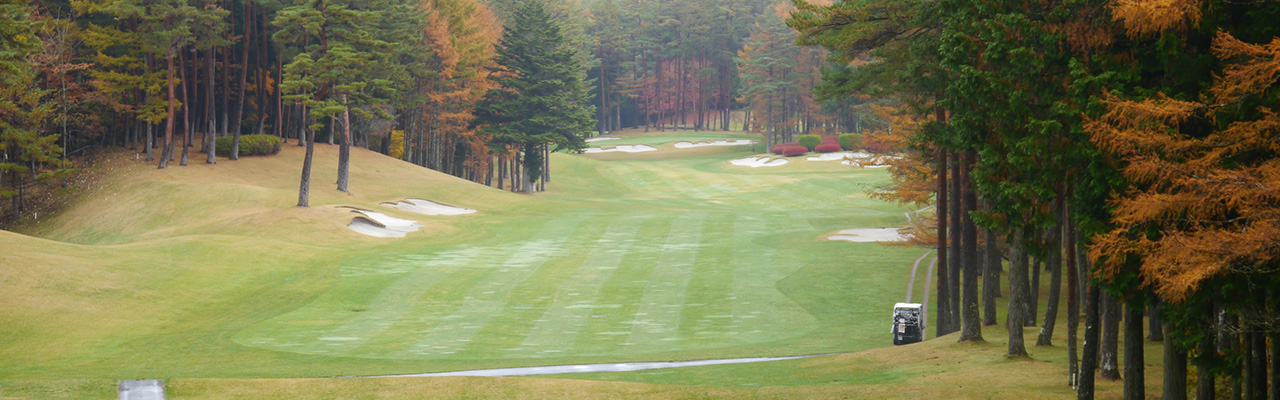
left=0, top=136, right=1155, bottom=399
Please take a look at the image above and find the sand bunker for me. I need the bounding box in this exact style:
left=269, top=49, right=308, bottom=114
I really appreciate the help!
left=827, top=227, right=906, bottom=242
left=674, top=139, right=755, bottom=148
left=347, top=209, right=422, bottom=238
left=585, top=136, right=621, bottom=143
left=583, top=144, right=658, bottom=153
left=382, top=199, right=476, bottom=216
left=842, top=160, right=891, bottom=168
left=806, top=151, right=871, bottom=161
left=730, top=156, right=788, bottom=168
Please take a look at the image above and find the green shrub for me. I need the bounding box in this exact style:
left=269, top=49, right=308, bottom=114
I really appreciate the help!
left=797, top=134, right=822, bottom=151
left=838, top=133, right=864, bottom=151
left=215, top=134, right=282, bottom=157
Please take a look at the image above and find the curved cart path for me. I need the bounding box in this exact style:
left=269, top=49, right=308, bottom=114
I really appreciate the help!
left=901, top=204, right=937, bottom=323
left=361, top=354, right=831, bottom=378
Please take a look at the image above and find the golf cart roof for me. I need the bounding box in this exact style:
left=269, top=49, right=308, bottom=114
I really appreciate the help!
left=894, top=303, right=922, bottom=310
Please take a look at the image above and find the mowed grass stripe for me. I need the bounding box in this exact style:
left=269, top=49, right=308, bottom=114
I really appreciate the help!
left=463, top=211, right=617, bottom=356
left=676, top=211, right=736, bottom=345
left=625, top=212, right=706, bottom=351
left=360, top=250, right=490, bottom=358
left=305, top=247, right=497, bottom=356
left=406, top=212, right=591, bottom=357
left=516, top=213, right=644, bottom=354
left=571, top=215, right=672, bottom=354
left=231, top=249, right=483, bottom=357
left=728, top=212, right=774, bottom=342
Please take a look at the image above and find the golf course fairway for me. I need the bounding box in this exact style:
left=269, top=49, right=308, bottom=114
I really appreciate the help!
left=0, top=131, right=1144, bottom=398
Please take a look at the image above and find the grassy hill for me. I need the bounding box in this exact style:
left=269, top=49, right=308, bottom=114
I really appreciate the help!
left=0, top=135, right=1153, bottom=398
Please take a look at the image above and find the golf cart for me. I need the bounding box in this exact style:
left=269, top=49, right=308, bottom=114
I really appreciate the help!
left=892, top=303, right=924, bottom=345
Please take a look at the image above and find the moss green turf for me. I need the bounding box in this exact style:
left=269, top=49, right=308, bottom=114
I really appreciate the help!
left=1, top=133, right=941, bottom=397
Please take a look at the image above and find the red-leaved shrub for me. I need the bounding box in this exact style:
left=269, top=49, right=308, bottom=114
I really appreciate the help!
left=781, top=145, right=808, bottom=156
left=815, top=143, right=841, bottom=153
left=821, top=135, right=839, bottom=145
left=770, top=141, right=801, bottom=155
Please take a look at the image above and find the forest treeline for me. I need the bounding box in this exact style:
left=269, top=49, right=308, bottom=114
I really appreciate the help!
left=0, top=0, right=875, bottom=219
left=791, top=0, right=1280, bottom=399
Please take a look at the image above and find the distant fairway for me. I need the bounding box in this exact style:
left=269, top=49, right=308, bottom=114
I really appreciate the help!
left=0, top=131, right=931, bottom=396
left=235, top=134, right=924, bottom=365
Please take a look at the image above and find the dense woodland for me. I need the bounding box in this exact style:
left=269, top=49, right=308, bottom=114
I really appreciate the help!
left=791, top=0, right=1280, bottom=398
left=3, top=0, right=1280, bottom=398
left=0, top=0, right=862, bottom=213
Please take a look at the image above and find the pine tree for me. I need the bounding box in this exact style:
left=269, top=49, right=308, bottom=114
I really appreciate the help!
left=472, top=0, right=593, bottom=193
left=275, top=0, right=398, bottom=203
left=1, top=0, right=72, bottom=219
left=102, top=0, right=203, bottom=169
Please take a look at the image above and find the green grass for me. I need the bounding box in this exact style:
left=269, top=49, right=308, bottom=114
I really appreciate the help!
left=0, top=130, right=1152, bottom=398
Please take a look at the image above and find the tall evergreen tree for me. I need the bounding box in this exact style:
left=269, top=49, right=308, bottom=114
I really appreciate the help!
left=274, top=0, right=397, bottom=203
left=472, top=0, right=593, bottom=193
left=103, top=0, right=203, bottom=169
left=1, top=0, right=72, bottom=219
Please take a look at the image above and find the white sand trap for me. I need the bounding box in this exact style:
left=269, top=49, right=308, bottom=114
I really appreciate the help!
left=382, top=199, right=476, bottom=216
left=674, top=139, right=755, bottom=148
left=347, top=209, right=422, bottom=238
left=828, top=227, right=906, bottom=242
left=843, top=155, right=896, bottom=168
left=585, top=136, right=621, bottom=143
left=806, top=151, right=871, bottom=161
left=730, top=156, right=788, bottom=168
left=583, top=144, right=658, bottom=153
left=841, top=160, right=891, bottom=168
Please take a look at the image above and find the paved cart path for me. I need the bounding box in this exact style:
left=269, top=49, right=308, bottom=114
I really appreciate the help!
left=362, top=354, right=831, bottom=378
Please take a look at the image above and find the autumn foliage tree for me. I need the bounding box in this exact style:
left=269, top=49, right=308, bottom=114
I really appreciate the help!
left=411, top=0, right=499, bottom=179
left=1088, top=30, right=1280, bottom=400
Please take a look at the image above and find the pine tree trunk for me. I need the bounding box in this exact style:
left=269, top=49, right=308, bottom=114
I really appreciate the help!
left=255, top=10, right=266, bottom=136
left=336, top=96, right=351, bottom=193
left=1247, top=318, right=1267, bottom=400
left=232, top=1, right=250, bottom=159
left=936, top=148, right=950, bottom=338
left=1007, top=227, right=1030, bottom=358
left=1037, top=215, right=1062, bottom=346
left=297, top=124, right=314, bottom=207
left=1149, top=303, right=1164, bottom=341
left=1066, top=218, right=1079, bottom=387
left=1224, top=313, right=1243, bottom=400
left=1198, top=309, right=1217, bottom=400
left=948, top=150, right=962, bottom=333
left=1079, top=245, right=1100, bottom=399
left=983, top=218, right=998, bottom=326
left=959, top=152, right=982, bottom=342
left=1163, top=320, right=1188, bottom=400
left=497, top=155, right=505, bottom=190
left=1101, top=293, right=1122, bottom=380
left=275, top=59, right=283, bottom=138
left=145, top=119, right=155, bottom=161
left=206, top=46, right=217, bottom=164
left=220, top=46, right=229, bottom=138
left=1270, top=329, right=1279, bottom=400
left=1123, top=301, right=1144, bottom=399
left=298, top=104, right=307, bottom=148
left=1030, top=257, right=1040, bottom=326
left=521, top=158, right=533, bottom=194
left=180, top=49, right=191, bottom=166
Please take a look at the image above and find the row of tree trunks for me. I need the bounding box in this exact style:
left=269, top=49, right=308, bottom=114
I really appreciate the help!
left=149, top=0, right=281, bottom=168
